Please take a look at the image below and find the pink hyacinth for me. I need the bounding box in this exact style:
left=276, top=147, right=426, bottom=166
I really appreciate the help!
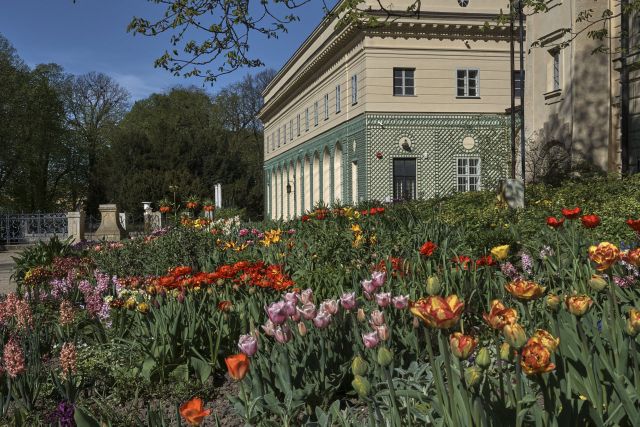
left=392, top=295, right=409, bottom=310
left=375, top=292, right=392, bottom=308
left=362, top=331, right=380, bottom=349
left=3, top=338, right=25, bottom=378
left=340, top=292, right=357, bottom=311
left=312, top=310, right=332, bottom=329
left=238, top=334, right=258, bottom=357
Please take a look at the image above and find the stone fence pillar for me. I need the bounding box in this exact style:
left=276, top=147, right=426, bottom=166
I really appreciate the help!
left=66, top=211, right=85, bottom=243
left=95, top=204, right=127, bottom=241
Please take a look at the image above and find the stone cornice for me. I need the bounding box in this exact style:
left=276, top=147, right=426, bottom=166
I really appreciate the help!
left=259, top=20, right=513, bottom=122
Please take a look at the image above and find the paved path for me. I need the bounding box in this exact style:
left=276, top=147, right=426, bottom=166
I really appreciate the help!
left=0, top=249, right=20, bottom=294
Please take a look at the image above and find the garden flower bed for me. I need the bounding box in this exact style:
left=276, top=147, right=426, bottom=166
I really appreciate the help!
left=3, top=177, right=640, bottom=426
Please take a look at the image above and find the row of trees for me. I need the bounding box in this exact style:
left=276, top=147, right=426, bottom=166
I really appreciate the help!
left=0, top=34, right=272, bottom=219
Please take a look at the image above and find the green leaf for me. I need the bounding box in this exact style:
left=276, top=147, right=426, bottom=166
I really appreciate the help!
left=190, top=356, right=212, bottom=384
left=74, top=406, right=101, bottom=427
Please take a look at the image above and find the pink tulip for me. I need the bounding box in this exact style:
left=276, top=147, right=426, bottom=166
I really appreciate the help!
left=265, top=302, right=289, bottom=325
left=283, top=300, right=297, bottom=317
left=313, top=310, right=332, bottom=329
left=362, top=331, right=380, bottom=349
left=340, top=292, right=357, bottom=310
left=261, top=320, right=276, bottom=336
left=392, top=295, right=409, bottom=310
left=283, top=292, right=299, bottom=305
left=370, top=310, right=385, bottom=327
left=371, top=271, right=386, bottom=288
left=320, top=299, right=339, bottom=315
left=361, top=279, right=377, bottom=295
left=297, top=321, right=307, bottom=336
left=290, top=310, right=301, bottom=322
left=376, top=324, right=390, bottom=341
left=274, top=324, right=293, bottom=344
left=238, top=334, right=258, bottom=357
left=375, top=292, right=392, bottom=308
left=239, top=228, right=249, bottom=237
left=301, top=289, right=314, bottom=304
left=297, top=303, right=317, bottom=320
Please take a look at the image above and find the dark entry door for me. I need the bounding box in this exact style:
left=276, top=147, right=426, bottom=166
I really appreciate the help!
left=393, top=158, right=416, bottom=201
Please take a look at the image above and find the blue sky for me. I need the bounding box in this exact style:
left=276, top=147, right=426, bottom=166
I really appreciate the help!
left=0, top=0, right=334, bottom=100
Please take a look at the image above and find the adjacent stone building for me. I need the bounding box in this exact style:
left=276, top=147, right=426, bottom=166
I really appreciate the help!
left=259, top=0, right=516, bottom=220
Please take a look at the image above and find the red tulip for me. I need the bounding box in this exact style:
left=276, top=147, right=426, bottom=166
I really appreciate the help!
left=580, top=214, right=601, bottom=229
left=627, top=219, right=640, bottom=232
left=561, top=207, right=581, bottom=219
left=546, top=217, right=565, bottom=229
left=419, top=241, right=438, bottom=257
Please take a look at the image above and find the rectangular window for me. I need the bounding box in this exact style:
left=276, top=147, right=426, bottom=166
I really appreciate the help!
left=351, top=74, right=358, bottom=105
left=513, top=70, right=524, bottom=98
left=289, top=119, right=293, bottom=140
left=271, top=132, right=275, bottom=151
left=283, top=124, right=286, bottom=145
left=277, top=128, right=280, bottom=147
left=266, top=135, right=270, bottom=153
left=314, top=101, right=319, bottom=126
left=456, top=158, right=481, bottom=192
left=393, top=68, right=415, bottom=96
left=296, top=114, right=301, bottom=136
left=552, top=50, right=560, bottom=91
left=393, top=158, right=417, bottom=201
left=324, top=94, right=329, bottom=120
left=305, top=108, right=309, bottom=131
left=336, top=85, right=341, bottom=113
left=456, top=69, right=479, bottom=97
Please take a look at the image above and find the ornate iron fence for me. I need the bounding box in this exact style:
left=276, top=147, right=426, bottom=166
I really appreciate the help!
left=0, top=213, right=68, bottom=245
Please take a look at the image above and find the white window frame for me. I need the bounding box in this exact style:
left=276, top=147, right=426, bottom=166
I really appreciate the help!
left=305, top=108, right=309, bottom=131
left=335, top=84, right=341, bottom=113
left=314, top=101, right=319, bottom=126
left=393, top=68, right=415, bottom=96
left=456, top=157, right=481, bottom=192
left=456, top=69, right=480, bottom=98
left=351, top=74, right=358, bottom=105
left=324, top=93, right=329, bottom=120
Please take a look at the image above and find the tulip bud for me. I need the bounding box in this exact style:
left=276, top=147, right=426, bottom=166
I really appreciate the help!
left=357, top=308, right=366, bottom=322
left=476, top=347, right=491, bottom=370
left=545, top=294, right=561, bottom=312
left=588, top=275, right=608, bottom=292
left=352, top=375, right=371, bottom=398
left=412, top=317, right=420, bottom=329
left=464, top=366, right=483, bottom=388
left=297, top=321, right=307, bottom=337
left=426, top=276, right=441, bottom=295
left=503, top=324, right=527, bottom=349
left=351, top=356, right=369, bottom=376
left=499, top=343, right=515, bottom=363
left=136, top=302, right=150, bottom=314
left=377, top=347, right=394, bottom=367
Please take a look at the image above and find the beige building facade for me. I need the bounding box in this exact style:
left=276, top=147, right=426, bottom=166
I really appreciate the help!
left=260, top=0, right=517, bottom=220
left=524, top=0, right=640, bottom=178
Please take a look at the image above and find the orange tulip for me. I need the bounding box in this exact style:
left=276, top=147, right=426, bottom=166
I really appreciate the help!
left=565, top=295, right=593, bottom=317
left=483, top=300, right=519, bottom=330
left=520, top=342, right=555, bottom=375
left=179, top=397, right=212, bottom=426
left=528, top=329, right=559, bottom=352
left=504, top=279, right=546, bottom=301
left=409, top=295, right=464, bottom=329
left=623, top=248, right=640, bottom=267
left=449, top=332, right=478, bottom=360
left=588, top=242, right=620, bottom=271
left=225, top=353, right=250, bottom=381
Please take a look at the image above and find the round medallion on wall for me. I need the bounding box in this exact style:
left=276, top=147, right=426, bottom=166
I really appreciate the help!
left=458, top=0, right=469, bottom=7
left=399, top=136, right=412, bottom=151
left=462, top=136, right=476, bottom=150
